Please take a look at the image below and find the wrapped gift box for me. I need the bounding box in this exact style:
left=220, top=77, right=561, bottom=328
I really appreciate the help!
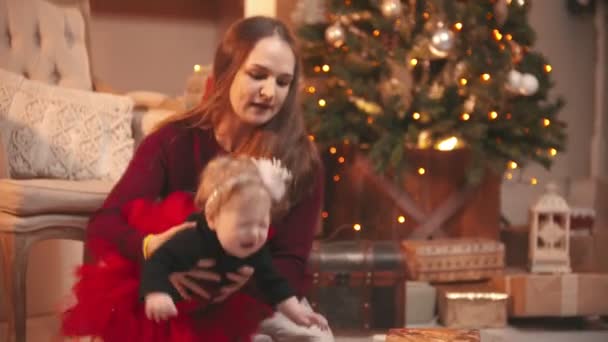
left=570, top=207, right=595, bottom=233
left=401, top=238, right=504, bottom=283
left=501, top=225, right=597, bottom=272
left=386, top=328, right=480, bottom=342
left=405, top=281, right=436, bottom=325
left=491, top=271, right=608, bottom=317
left=436, top=284, right=507, bottom=328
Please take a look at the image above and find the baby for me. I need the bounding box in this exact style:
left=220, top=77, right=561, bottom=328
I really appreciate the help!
left=140, top=155, right=328, bottom=331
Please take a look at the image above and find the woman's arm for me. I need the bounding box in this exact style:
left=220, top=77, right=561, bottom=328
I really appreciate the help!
left=266, top=164, right=324, bottom=296
left=86, top=126, right=171, bottom=261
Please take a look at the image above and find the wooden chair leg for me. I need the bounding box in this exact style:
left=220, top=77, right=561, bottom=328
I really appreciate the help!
left=0, top=233, right=30, bottom=342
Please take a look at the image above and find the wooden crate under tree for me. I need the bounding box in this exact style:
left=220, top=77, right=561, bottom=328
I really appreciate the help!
left=321, top=145, right=501, bottom=241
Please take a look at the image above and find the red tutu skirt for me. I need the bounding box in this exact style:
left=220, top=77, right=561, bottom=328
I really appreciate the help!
left=61, top=191, right=272, bottom=342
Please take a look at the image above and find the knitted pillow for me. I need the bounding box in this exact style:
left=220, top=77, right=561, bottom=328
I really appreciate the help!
left=0, top=69, right=134, bottom=182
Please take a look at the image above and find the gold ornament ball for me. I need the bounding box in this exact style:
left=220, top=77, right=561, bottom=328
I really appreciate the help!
left=380, top=0, right=403, bottom=18
left=325, top=22, right=346, bottom=48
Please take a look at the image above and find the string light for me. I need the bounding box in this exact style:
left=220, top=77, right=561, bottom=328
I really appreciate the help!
left=543, top=118, right=551, bottom=127
left=505, top=33, right=513, bottom=41
left=307, top=86, right=316, bottom=94
left=373, top=29, right=381, bottom=37
left=418, top=167, right=426, bottom=175
left=353, top=223, right=362, bottom=231
left=367, top=117, right=374, bottom=124
left=481, top=73, right=491, bottom=81
left=412, top=112, right=421, bottom=120
left=544, top=64, right=552, bottom=73
left=423, top=12, right=430, bottom=20
left=314, top=66, right=321, bottom=73
left=338, top=156, right=345, bottom=163
left=461, top=113, right=471, bottom=121
left=322, top=64, right=331, bottom=72
left=549, top=148, right=557, bottom=157
left=333, top=174, right=341, bottom=182
left=459, top=78, right=468, bottom=86
left=530, top=177, right=538, bottom=185
left=397, top=216, right=406, bottom=223
left=410, top=58, right=418, bottom=66
left=308, top=135, right=315, bottom=141
left=436, top=136, right=459, bottom=151
left=322, top=211, right=329, bottom=219
left=193, top=64, right=202, bottom=72
left=508, top=161, right=518, bottom=169
left=505, top=172, right=513, bottom=180
left=489, top=111, right=498, bottom=120
left=318, top=99, right=327, bottom=107
left=493, top=29, right=503, bottom=41
left=329, top=146, right=337, bottom=154
left=454, top=22, right=463, bottom=31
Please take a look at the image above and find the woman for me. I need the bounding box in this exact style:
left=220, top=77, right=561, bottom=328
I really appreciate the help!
left=63, top=16, right=332, bottom=341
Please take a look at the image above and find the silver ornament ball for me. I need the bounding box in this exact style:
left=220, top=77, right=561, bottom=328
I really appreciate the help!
left=506, top=69, right=522, bottom=92
left=325, top=22, right=346, bottom=48
left=380, top=0, right=402, bottom=18
left=519, top=73, right=539, bottom=96
left=429, top=28, right=455, bottom=58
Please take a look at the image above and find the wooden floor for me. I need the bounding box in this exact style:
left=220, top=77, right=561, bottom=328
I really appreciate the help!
left=1, top=315, right=608, bottom=342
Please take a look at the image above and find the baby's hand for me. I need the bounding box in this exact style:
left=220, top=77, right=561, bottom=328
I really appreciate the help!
left=145, top=292, right=178, bottom=322
left=298, top=311, right=329, bottom=331
left=278, top=297, right=329, bottom=330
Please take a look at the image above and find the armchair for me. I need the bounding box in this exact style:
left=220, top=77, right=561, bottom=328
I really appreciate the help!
left=0, top=1, right=177, bottom=341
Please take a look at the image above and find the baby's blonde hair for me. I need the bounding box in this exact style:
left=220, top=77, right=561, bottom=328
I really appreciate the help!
left=195, top=156, right=284, bottom=220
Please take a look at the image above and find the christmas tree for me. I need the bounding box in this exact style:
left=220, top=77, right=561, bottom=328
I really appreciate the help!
left=294, top=0, right=566, bottom=183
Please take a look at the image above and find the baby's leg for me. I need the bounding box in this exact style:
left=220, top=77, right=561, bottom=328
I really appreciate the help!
left=257, top=298, right=334, bottom=342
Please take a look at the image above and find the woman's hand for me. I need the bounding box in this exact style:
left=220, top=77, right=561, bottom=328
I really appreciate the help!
left=212, top=266, right=254, bottom=303
left=169, top=259, right=221, bottom=300
left=147, top=221, right=196, bottom=256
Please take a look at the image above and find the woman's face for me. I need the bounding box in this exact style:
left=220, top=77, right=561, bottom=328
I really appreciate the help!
left=229, top=35, right=295, bottom=126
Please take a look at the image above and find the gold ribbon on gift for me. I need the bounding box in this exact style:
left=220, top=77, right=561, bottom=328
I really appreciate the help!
left=445, top=292, right=508, bottom=301
left=561, top=274, right=578, bottom=316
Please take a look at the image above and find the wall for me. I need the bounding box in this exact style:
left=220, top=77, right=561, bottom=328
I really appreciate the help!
left=499, top=0, right=595, bottom=224
left=88, top=0, right=242, bottom=95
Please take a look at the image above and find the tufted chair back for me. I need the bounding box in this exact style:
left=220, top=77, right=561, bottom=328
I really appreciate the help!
left=0, top=0, right=93, bottom=90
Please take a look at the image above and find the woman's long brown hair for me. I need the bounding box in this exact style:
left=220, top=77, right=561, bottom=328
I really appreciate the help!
left=156, top=16, right=320, bottom=211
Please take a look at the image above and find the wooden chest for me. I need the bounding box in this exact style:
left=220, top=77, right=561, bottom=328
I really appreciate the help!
left=307, top=240, right=406, bottom=332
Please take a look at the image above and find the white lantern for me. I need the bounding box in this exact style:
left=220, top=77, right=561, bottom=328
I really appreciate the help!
left=528, top=183, right=571, bottom=274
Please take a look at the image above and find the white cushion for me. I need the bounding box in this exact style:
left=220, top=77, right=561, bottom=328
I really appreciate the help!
left=0, top=178, right=112, bottom=216
left=0, top=69, right=134, bottom=182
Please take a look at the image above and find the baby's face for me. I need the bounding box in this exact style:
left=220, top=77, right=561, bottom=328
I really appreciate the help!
left=212, top=189, right=271, bottom=258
